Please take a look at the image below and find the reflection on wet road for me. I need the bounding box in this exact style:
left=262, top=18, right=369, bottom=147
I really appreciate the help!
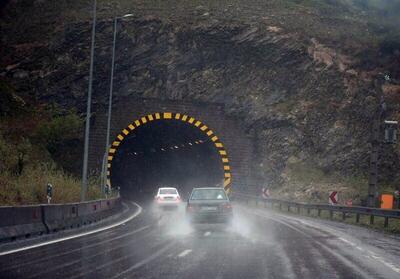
left=1, top=201, right=399, bottom=279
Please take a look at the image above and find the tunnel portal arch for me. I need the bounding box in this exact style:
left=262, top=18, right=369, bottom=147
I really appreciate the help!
left=106, top=112, right=232, bottom=193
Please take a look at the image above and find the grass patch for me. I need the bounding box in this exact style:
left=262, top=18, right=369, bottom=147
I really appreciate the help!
left=0, top=164, right=104, bottom=206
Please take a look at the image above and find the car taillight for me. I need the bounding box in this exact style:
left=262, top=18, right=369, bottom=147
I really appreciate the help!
left=176, top=196, right=181, bottom=201
left=223, top=203, right=232, bottom=211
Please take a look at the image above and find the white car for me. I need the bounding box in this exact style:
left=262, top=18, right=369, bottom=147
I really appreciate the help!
left=154, top=187, right=181, bottom=208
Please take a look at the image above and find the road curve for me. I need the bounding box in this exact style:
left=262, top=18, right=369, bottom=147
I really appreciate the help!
left=0, top=201, right=399, bottom=279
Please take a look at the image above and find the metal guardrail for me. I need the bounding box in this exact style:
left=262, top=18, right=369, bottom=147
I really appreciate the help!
left=233, top=192, right=400, bottom=228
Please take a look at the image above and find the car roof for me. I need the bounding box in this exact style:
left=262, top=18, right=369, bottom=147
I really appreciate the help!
left=192, top=187, right=225, bottom=190
left=158, top=187, right=177, bottom=190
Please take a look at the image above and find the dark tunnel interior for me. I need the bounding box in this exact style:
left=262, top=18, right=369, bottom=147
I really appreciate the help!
left=110, top=120, right=225, bottom=201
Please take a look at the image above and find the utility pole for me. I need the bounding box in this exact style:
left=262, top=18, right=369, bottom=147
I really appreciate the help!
left=102, top=17, right=117, bottom=196
left=367, top=96, right=385, bottom=207
left=101, top=13, right=133, bottom=196
left=367, top=74, right=395, bottom=207
left=81, top=0, right=97, bottom=202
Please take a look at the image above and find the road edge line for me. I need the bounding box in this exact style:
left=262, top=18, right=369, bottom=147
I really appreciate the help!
left=0, top=201, right=142, bottom=256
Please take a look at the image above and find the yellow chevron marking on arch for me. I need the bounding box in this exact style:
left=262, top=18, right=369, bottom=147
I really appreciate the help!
left=109, top=112, right=232, bottom=193
left=112, top=141, right=120, bottom=147
left=163, top=112, right=172, bottom=119
left=223, top=178, right=231, bottom=187
left=122, top=129, right=129, bottom=135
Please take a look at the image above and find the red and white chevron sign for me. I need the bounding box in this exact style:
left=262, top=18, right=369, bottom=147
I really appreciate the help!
left=329, top=191, right=338, bottom=205
left=262, top=188, right=270, bottom=199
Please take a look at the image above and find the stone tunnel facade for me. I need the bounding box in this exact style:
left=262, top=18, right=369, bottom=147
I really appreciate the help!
left=89, top=97, right=255, bottom=192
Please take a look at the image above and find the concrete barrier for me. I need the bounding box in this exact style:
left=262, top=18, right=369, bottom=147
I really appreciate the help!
left=42, top=203, right=79, bottom=232
left=0, top=198, right=121, bottom=242
left=0, top=205, right=47, bottom=242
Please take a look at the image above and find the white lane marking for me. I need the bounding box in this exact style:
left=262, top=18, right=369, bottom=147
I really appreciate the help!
left=338, top=237, right=356, bottom=246
left=204, top=231, right=211, bottom=237
left=368, top=253, right=400, bottom=273
left=338, top=237, right=367, bottom=253
left=247, top=206, right=400, bottom=275
left=178, top=249, right=192, bottom=258
left=0, top=201, right=142, bottom=256
left=247, top=210, right=374, bottom=279
left=5, top=225, right=151, bottom=271
left=112, top=242, right=175, bottom=279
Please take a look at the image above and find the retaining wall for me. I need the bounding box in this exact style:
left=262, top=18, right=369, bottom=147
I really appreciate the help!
left=0, top=198, right=122, bottom=242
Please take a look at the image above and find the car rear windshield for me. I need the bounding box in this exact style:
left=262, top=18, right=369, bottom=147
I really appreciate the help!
left=159, top=189, right=177, bottom=194
left=190, top=189, right=227, bottom=200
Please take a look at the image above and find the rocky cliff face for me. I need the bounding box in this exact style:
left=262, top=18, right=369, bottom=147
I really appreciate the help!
left=1, top=0, right=400, bottom=198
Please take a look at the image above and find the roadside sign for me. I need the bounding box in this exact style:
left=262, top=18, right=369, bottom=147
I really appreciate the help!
left=329, top=191, right=338, bottom=205
left=380, top=194, right=394, bottom=209
left=262, top=188, right=270, bottom=199
left=46, top=183, right=53, bottom=204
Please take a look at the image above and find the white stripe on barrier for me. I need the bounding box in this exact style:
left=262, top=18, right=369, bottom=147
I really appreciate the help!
left=0, top=201, right=142, bottom=256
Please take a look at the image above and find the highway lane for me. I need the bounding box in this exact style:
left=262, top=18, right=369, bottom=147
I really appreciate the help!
left=0, top=201, right=399, bottom=279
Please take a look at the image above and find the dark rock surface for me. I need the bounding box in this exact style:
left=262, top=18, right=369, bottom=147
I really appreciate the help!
left=1, top=0, right=400, bottom=192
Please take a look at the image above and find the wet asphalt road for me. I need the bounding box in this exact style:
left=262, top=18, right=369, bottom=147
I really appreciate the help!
left=0, top=201, right=399, bottom=279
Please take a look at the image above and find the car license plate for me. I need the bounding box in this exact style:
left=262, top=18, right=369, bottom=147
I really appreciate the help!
left=201, top=206, right=217, bottom=211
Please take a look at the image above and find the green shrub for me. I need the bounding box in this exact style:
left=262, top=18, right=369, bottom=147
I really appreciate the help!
left=0, top=164, right=103, bottom=205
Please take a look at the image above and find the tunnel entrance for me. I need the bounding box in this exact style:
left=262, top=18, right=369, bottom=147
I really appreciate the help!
left=107, top=113, right=232, bottom=201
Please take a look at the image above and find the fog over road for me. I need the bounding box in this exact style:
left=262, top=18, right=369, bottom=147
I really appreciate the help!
left=1, top=201, right=399, bottom=279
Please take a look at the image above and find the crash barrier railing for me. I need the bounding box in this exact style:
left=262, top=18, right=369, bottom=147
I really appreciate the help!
left=0, top=197, right=121, bottom=243
left=232, top=192, right=400, bottom=229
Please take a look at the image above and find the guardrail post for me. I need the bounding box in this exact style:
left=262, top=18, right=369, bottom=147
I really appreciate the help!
left=356, top=213, right=360, bottom=223
left=329, top=210, right=333, bottom=220
left=297, top=206, right=300, bottom=214
left=342, top=212, right=346, bottom=221
left=370, top=215, right=374, bottom=225
left=287, top=205, right=290, bottom=212
left=307, top=208, right=310, bottom=215
left=256, top=198, right=259, bottom=207
left=318, top=209, right=321, bottom=217
left=279, top=203, right=282, bottom=211
left=384, top=217, right=389, bottom=228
